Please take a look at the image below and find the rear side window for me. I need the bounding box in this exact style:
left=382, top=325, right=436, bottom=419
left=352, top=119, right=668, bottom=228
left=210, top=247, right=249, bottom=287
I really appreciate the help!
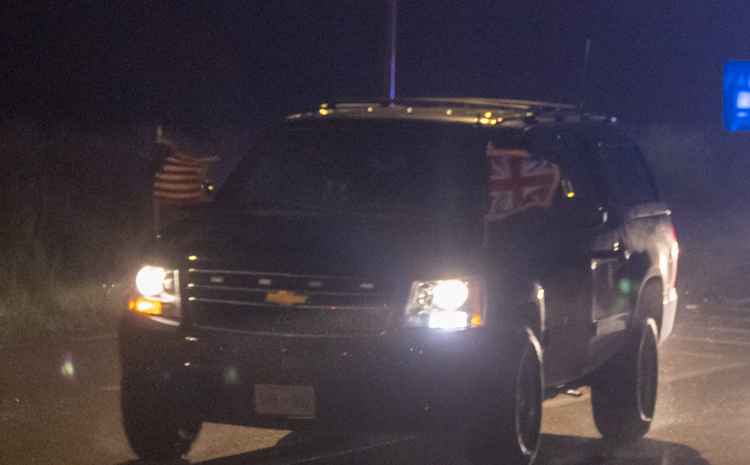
left=599, top=145, right=658, bottom=206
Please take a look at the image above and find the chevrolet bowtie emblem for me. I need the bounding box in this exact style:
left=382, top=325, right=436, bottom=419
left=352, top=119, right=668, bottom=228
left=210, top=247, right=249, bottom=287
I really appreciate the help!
left=265, top=290, right=308, bottom=306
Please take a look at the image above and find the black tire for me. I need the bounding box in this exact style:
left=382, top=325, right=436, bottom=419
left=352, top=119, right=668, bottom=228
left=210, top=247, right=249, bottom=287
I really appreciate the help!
left=121, top=372, right=202, bottom=461
left=466, top=330, right=543, bottom=465
left=590, top=318, right=659, bottom=443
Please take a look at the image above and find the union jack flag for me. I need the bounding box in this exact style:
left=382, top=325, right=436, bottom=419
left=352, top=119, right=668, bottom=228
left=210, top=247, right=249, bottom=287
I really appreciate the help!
left=485, top=142, right=560, bottom=221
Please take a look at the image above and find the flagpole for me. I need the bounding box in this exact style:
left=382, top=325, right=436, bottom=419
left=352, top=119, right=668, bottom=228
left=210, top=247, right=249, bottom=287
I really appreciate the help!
left=152, top=193, right=161, bottom=239
left=385, top=0, right=398, bottom=102
left=153, top=125, right=163, bottom=238
left=579, top=38, right=592, bottom=113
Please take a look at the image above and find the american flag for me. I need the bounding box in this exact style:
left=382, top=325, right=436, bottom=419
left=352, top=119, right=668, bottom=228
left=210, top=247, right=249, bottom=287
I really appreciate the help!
left=153, top=150, right=213, bottom=205
left=485, top=142, right=560, bottom=221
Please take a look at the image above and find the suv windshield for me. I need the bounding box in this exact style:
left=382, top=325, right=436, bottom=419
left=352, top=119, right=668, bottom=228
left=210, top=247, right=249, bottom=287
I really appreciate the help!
left=217, top=120, right=494, bottom=217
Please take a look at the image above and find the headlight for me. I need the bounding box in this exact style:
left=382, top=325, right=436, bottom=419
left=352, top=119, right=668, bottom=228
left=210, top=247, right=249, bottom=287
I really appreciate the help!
left=135, top=266, right=167, bottom=297
left=405, top=278, right=484, bottom=330
left=130, top=265, right=180, bottom=319
left=431, top=280, right=469, bottom=310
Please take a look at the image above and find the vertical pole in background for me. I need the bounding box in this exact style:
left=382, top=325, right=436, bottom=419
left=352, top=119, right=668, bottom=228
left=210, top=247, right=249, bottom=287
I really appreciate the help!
left=579, top=38, right=592, bottom=114
left=385, top=0, right=398, bottom=102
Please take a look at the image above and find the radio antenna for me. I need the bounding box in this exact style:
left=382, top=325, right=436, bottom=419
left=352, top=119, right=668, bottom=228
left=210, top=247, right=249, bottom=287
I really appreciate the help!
left=579, top=38, right=592, bottom=113
left=385, top=0, right=398, bottom=102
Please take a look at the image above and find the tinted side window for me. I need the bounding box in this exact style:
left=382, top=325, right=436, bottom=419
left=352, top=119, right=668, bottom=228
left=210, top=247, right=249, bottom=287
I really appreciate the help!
left=599, top=145, right=657, bottom=206
left=548, top=136, right=606, bottom=229
left=557, top=145, right=602, bottom=208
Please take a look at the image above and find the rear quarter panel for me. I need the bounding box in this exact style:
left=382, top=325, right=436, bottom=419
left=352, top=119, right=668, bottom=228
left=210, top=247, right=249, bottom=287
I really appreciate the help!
left=623, top=204, right=679, bottom=343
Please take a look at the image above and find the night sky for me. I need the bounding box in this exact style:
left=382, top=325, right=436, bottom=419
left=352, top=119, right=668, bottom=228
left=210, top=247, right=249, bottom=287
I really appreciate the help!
left=5, top=1, right=750, bottom=128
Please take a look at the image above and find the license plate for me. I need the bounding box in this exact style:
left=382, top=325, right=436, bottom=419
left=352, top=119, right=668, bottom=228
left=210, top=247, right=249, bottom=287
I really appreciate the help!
left=254, top=384, right=316, bottom=419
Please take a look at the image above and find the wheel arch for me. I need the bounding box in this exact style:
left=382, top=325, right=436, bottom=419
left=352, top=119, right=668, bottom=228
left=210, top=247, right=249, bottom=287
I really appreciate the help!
left=523, top=281, right=547, bottom=346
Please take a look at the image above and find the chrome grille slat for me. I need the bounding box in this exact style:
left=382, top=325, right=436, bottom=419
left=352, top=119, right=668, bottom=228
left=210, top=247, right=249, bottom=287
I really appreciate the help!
left=196, top=325, right=385, bottom=339
left=188, top=284, right=386, bottom=297
left=190, top=296, right=386, bottom=311
left=188, top=268, right=367, bottom=280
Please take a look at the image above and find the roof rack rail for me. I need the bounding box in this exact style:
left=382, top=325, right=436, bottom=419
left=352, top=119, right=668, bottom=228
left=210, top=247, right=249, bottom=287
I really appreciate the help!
left=400, top=97, right=577, bottom=112
left=294, top=98, right=613, bottom=127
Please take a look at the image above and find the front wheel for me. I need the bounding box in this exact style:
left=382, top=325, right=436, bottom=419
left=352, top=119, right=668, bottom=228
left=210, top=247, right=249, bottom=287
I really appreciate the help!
left=466, top=330, right=543, bottom=465
left=121, top=372, right=202, bottom=461
left=590, top=318, right=659, bottom=443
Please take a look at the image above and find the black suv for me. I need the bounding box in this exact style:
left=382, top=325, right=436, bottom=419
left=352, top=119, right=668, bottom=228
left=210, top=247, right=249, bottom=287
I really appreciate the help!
left=120, top=98, right=679, bottom=465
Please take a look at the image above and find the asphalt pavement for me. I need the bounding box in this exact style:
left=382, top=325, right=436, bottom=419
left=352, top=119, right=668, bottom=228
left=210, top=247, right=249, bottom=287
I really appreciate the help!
left=2, top=302, right=749, bottom=465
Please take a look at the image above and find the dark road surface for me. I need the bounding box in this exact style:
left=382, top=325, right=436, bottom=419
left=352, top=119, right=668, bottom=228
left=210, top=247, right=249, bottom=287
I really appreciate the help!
left=2, top=302, right=749, bottom=465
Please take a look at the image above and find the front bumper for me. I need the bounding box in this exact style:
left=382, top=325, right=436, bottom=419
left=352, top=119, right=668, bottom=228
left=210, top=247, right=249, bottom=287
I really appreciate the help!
left=119, top=313, right=520, bottom=432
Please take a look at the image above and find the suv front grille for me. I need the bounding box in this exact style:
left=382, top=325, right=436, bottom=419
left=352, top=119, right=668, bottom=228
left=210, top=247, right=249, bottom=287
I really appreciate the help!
left=184, top=268, right=394, bottom=336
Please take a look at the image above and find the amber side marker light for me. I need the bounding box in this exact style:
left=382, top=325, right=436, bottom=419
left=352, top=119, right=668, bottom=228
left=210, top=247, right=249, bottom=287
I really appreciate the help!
left=128, top=297, right=163, bottom=316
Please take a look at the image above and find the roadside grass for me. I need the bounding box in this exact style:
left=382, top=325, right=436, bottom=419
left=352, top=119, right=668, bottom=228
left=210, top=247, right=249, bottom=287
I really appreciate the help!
left=0, top=235, right=130, bottom=346
left=0, top=271, right=127, bottom=346
left=0, top=217, right=128, bottom=346
left=0, top=119, right=246, bottom=346
left=0, top=120, right=149, bottom=346
left=54, top=282, right=127, bottom=335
